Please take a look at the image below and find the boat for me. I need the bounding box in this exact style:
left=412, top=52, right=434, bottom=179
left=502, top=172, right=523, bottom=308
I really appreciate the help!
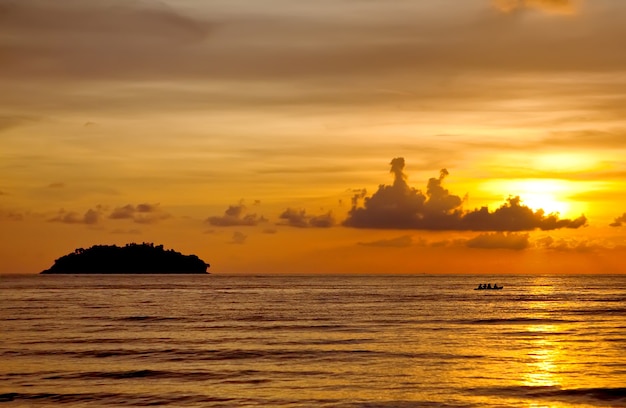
left=474, top=285, right=503, bottom=290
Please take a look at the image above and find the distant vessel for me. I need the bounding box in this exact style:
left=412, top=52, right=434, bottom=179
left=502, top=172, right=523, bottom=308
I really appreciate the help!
left=474, top=285, right=503, bottom=290
left=41, top=243, right=210, bottom=274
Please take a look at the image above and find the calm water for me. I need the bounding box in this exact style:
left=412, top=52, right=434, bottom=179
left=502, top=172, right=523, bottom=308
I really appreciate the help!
left=1, top=274, right=625, bottom=407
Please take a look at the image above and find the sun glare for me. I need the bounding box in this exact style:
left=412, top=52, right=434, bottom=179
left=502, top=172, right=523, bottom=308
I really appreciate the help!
left=481, top=179, right=577, bottom=216
left=532, top=153, right=597, bottom=173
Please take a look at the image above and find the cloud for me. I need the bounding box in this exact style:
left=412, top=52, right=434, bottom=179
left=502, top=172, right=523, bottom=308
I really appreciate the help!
left=109, top=205, right=136, bottom=220
left=48, top=182, right=65, bottom=188
left=609, top=213, right=626, bottom=227
left=466, top=232, right=530, bottom=250
left=1, top=0, right=212, bottom=81
left=109, top=203, right=170, bottom=224
left=231, top=231, right=248, bottom=244
left=206, top=204, right=266, bottom=227
left=0, top=209, right=24, bottom=221
left=358, top=235, right=413, bottom=248
left=279, top=208, right=336, bottom=228
left=111, top=228, right=141, bottom=235
left=535, top=235, right=600, bottom=252
left=47, top=203, right=169, bottom=226
left=2, top=0, right=624, bottom=125
left=344, top=158, right=587, bottom=231
left=461, top=196, right=587, bottom=231
left=492, top=0, right=577, bottom=14
left=0, top=115, right=35, bottom=132
left=49, top=207, right=102, bottom=225
left=3, top=0, right=621, bottom=88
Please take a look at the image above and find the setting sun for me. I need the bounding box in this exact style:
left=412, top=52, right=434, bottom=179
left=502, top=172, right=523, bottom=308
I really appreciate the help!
left=481, top=179, right=586, bottom=217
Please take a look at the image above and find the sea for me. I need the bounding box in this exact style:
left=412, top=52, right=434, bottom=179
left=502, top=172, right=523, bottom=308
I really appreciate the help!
left=1, top=274, right=625, bottom=408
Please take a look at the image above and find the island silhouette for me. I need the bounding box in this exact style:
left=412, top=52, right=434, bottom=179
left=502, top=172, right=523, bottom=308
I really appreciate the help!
left=41, top=243, right=209, bottom=274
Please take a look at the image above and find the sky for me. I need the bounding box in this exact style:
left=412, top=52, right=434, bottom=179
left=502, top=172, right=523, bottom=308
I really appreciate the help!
left=2, top=0, right=626, bottom=274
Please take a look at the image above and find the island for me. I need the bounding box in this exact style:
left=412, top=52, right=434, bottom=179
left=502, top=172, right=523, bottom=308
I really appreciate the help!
left=41, top=243, right=210, bottom=274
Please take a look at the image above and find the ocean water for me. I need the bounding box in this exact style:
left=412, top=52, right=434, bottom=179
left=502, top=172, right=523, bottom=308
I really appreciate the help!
left=1, top=274, right=625, bottom=408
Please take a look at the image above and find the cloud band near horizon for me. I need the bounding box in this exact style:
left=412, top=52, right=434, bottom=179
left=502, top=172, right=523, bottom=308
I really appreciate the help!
left=343, top=158, right=587, bottom=231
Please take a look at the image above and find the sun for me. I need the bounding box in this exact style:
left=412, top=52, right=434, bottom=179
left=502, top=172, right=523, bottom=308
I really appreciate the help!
left=505, top=179, right=571, bottom=215
left=482, top=179, right=574, bottom=216
left=519, top=193, right=568, bottom=215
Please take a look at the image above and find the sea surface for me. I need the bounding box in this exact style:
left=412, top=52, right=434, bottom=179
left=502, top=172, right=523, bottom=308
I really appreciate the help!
left=1, top=274, right=625, bottom=407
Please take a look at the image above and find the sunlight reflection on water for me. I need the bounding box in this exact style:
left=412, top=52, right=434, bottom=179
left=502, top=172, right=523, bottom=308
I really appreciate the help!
left=525, top=327, right=560, bottom=388
left=1, top=274, right=625, bottom=407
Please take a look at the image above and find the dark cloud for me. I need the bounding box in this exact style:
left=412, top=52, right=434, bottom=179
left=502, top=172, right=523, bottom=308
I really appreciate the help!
left=466, top=232, right=530, bottom=250
left=609, top=213, right=626, bottom=227
left=48, top=182, right=65, bottom=188
left=309, top=213, right=335, bottom=228
left=231, top=231, right=248, bottom=245
left=358, top=235, right=413, bottom=248
left=109, top=204, right=135, bottom=220
left=344, top=158, right=587, bottom=231
left=206, top=204, right=266, bottom=227
left=461, top=196, right=587, bottom=231
left=535, top=235, right=599, bottom=252
left=49, top=207, right=102, bottom=225
left=109, top=203, right=169, bottom=224
left=0, top=209, right=24, bottom=221
left=279, top=208, right=335, bottom=228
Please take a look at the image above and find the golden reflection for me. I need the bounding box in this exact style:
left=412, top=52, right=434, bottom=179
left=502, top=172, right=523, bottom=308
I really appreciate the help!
left=522, top=276, right=565, bottom=389
left=523, top=324, right=561, bottom=388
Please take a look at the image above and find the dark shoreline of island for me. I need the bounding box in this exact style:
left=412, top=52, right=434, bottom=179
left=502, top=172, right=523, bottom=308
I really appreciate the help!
left=41, top=243, right=210, bottom=274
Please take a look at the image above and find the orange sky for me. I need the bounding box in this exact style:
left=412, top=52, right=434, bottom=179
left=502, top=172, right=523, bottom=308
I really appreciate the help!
left=2, top=0, right=626, bottom=274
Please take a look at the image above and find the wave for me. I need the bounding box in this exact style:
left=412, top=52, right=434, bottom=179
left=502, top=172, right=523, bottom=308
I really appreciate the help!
left=473, top=385, right=626, bottom=404
left=457, top=317, right=575, bottom=325
left=1, top=347, right=488, bottom=368
left=0, top=393, right=471, bottom=408
left=117, top=316, right=183, bottom=322
left=530, top=386, right=626, bottom=403
left=0, top=392, right=235, bottom=406
left=41, top=369, right=270, bottom=382
left=563, top=307, right=626, bottom=316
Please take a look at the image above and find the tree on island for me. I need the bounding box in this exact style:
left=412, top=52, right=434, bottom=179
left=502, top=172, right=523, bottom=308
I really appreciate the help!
left=41, top=243, right=210, bottom=274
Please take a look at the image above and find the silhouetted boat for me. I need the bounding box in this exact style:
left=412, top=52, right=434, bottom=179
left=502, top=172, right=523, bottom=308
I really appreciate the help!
left=474, top=285, right=503, bottom=290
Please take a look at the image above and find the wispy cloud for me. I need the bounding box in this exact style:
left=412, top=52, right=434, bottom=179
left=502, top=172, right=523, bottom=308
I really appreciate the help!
left=466, top=232, right=530, bottom=250
left=492, top=0, right=578, bottom=14
left=358, top=235, right=413, bottom=248
left=1, top=0, right=212, bottom=81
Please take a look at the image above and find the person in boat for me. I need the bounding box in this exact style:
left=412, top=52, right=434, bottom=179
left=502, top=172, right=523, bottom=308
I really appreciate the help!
left=477, top=284, right=484, bottom=289
left=487, top=283, right=492, bottom=289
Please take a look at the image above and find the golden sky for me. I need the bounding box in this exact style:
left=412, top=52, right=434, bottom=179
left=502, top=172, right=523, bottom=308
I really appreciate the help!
left=2, top=0, right=626, bottom=274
